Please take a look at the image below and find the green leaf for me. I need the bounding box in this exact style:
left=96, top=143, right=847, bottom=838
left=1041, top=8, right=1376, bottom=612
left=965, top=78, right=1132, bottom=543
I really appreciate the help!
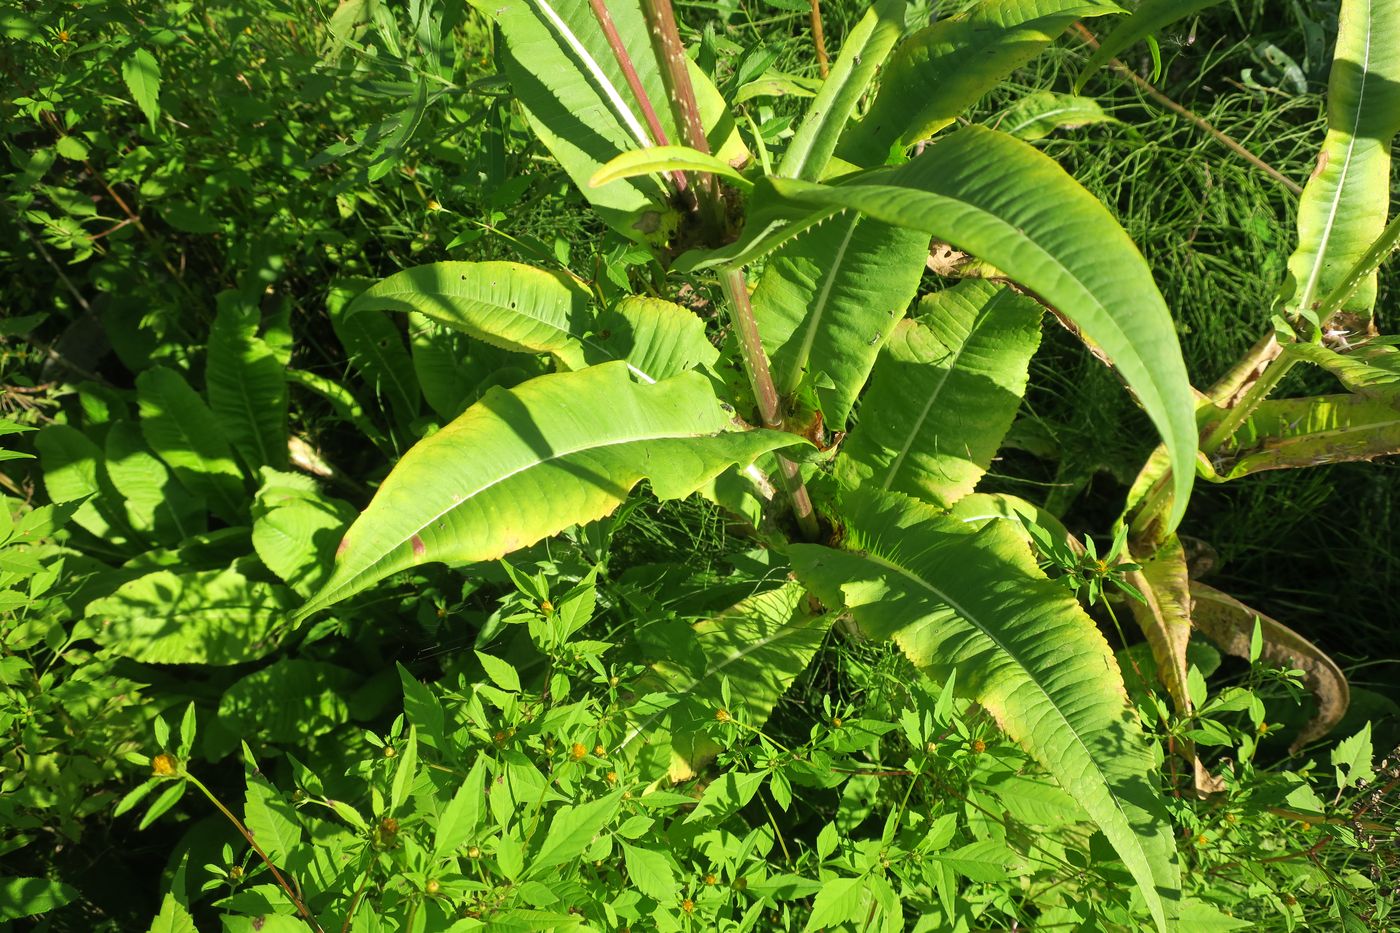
left=623, top=583, right=832, bottom=779
left=0, top=876, right=78, bottom=920
left=525, top=791, right=623, bottom=876
left=1282, top=0, right=1400, bottom=324
left=1123, top=535, right=1194, bottom=718
left=936, top=840, right=1025, bottom=882
left=408, top=312, right=481, bottom=420
left=251, top=471, right=354, bottom=596
left=839, top=0, right=1121, bottom=165
left=207, top=295, right=289, bottom=473
left=590, top=145, right=751, bottom=191
left=1290, top=341, right=1400, bottom=402
left=329, top=284, right=421, bottom=430
left=136, top=366, right=247, bottom=524
left=86, top=568, right=287, bottom=665
left=835, top=281, right=1042, bottom=506
left=475, top=0, right=745, bottom=236
left=122, top=48, right=162, bottom=131
left=218, top=659, right=354, bottom=744
left=587, top=297, right=720, bottom=381
left=147, top=891, right=197, bottom=933
left=245, top=776, right=302, bottom=866
left=475, top=651, right=522, bottom=692
left=789, top=489, right=1179, bottom=933
left=999, top=90, right=1119, bottom=141
left=295, top=364, right=804, bottom=619
left=620, top=841, right=678, bottom=903
left=1332, top=722, right=1375, bottom=790
left=35, top=424, right=132, bottom=543
left=802, top=876, right=866, bottom=932
left=434, top=756, right=487, bottom=859
left=105, top=421, right=205, bottom=545
left=750, top=126, right=1196, bottom=529
left=751, top=214, right=929, bottom=431
left=1205, top=393, right=1400, bottom=480
left=779, top=0, right=906, bottom=181
left=348, top=262, right=592, bottom=369
left=1077, top=1, right=1227, bottom=89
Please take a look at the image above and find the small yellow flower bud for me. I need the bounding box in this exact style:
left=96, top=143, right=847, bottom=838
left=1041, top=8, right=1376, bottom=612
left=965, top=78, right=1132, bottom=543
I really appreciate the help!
left=715, top=708, right=730, bottom=723
left=151, top=753, right=178, bottom=776
left=570, top=742, right=587, bottom=760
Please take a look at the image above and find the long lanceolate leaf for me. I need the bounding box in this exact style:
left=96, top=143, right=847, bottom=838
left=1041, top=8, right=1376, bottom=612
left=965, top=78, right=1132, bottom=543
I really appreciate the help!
left=207, top=296, right=289, bottom=473
left=757, top=126, right=1197, bottom=528
left=750, top=214, right=928, bottom=431
left=1204, top=393, right=1400, bottom=480
left=838, top=0, right=1121, bottom=166
left=836, top=281, right=1043, bottom=506
left=778, top=0, right=906, bottom=181
left=294, top=364, right=803, bottom=619
left=790, top=489, right=1180, bottom=932
left=1283, top=0, right=1400, bottom=325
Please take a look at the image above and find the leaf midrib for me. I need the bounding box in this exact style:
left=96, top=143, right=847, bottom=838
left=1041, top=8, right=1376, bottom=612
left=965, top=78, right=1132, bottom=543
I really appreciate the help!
left=849, top=541, right=1152, bottom=889
left=782, top=212, right=862, bottom=393
left=1296, top=6, right=1375, bottom=313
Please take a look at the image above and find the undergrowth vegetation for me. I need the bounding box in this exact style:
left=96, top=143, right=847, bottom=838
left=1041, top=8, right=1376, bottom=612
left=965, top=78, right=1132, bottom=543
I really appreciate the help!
left=2, top=0, right=1399, bottom=930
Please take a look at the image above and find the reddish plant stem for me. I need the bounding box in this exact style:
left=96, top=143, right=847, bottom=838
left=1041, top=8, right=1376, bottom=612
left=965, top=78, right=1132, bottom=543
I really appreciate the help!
left=585, top=0, right=691, bottom=199
left=810, top=0, right=830, bottom=79
left=638, top=0, right=719, bottom=221
left=1071, top=22, right=1303, bottom=196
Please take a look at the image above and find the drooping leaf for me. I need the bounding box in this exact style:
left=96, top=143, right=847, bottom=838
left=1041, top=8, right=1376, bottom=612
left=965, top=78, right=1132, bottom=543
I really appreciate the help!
left=219, top=659, right=355, bottom=744
left=836, top=281, right=1042, bottom=506
left=1290, top=340, right=1400, bottom=403
left=1204, top=393, right=1400, bottom=480
left=294, top=363, right=805, bottom=620
left=122, top=48, right=161, bottom=131
left=207, top=294, right=289, bottom=473
left=1281, top=0, right=1400, bottom=325
left=751, top=213, right=929, bottom=431
left=590, top=145, right=751, bottom=191
left=839, top=0, right=1121, bottom=166
left=779, top=0, right=907, bottom=181
left=347, top=262, right=592, bottom=369
left=86, top=568, right=287, bottom=665
left=136, top=366, right=246, bottom=524
left=789, top=489, right=1179, bottom=933
left=474, top=0, right=744, bottom=236
left=1077, top=1, right=1228, bottom=88
left=744, top=126, right=1197, bottom=529
left=328, top=283, right=421, bottom=430
left=1189, top=582, right=1349, bottom=752
left=621, top=583, right=832, bottom=779
left=999, top=90, right=1119, bottom=141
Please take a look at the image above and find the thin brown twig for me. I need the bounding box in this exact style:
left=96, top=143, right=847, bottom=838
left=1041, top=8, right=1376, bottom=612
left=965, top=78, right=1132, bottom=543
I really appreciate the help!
left=1071, top=22, right=1303, bottom=196
left=810, top=0, right=830, bottom=79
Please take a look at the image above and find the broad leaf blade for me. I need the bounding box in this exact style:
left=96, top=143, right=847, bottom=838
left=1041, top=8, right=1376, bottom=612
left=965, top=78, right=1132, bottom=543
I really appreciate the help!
left=751, top=213, right=929, bottom=431
left=136, top=366, right=247, bottom=524
left=839, top=0, right=1120, bottom=166
left=207, top=294, right=289, bottom=473
left=587, top=297, right=720, bottom=381
left=779, top=0, right=906, bottom=181
left=1207, top=393, right=1400, bottom=479
left=790, top=489, right=1179, bottom=932
left=836, top=281, right=1042, bottom=506
left=1282, top=0, right=1400, bottom=325
left=122, top=48, right=161, bottom=131
left=329, top=284, right=422, bottom=430
left=1291, top=341, right=1400, bottom=402
left=345, top=261, right=591, bottom=368
left=295, top=363, right=804, bottom=619
left=765, top=126, right=1196, bottom=528
left=999, top=90, right=1119, bottom=141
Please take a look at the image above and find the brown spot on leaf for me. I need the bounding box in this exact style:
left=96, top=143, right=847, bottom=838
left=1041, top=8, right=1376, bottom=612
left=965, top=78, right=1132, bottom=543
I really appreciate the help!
left=411, top=534, right=426, bottom=559
left=335, top=537, right=350, bottom=559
